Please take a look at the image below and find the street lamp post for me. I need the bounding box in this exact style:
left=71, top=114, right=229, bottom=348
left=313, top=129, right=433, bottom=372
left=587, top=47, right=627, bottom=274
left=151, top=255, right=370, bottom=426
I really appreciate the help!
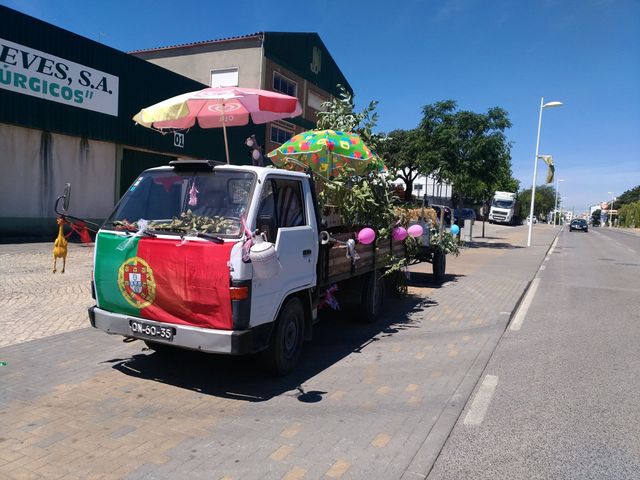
left=554, top=178, right=564, bottom=226
left=527, top=98, right=563, bottom=247
left=608, top=191, right=616, bottom=227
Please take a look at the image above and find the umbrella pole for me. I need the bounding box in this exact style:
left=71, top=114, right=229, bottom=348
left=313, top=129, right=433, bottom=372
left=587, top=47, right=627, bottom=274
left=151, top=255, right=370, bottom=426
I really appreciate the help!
left=222, top=104, right=230, bottom=164
left=223, top=123, right=230, bottom=164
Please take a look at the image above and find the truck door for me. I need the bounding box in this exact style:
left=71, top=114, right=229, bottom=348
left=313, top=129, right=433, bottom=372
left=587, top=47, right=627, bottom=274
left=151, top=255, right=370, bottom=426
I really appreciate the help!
left=250, top=176, right=317, bottom=327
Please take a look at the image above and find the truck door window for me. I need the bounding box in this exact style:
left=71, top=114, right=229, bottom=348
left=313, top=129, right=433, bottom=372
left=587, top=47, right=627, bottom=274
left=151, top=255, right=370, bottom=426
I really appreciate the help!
left=274, top=179, right=305, bottom=228
left=257, top=181, right=277, bottom=242
left=256, top=178, right=306, bottom=242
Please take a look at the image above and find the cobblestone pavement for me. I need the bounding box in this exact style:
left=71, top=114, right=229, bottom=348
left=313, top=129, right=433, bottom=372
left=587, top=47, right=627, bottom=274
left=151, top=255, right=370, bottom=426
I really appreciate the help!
left=0, top=242, right=94, bottom=348
left=0, top=224, right=558, bottom=479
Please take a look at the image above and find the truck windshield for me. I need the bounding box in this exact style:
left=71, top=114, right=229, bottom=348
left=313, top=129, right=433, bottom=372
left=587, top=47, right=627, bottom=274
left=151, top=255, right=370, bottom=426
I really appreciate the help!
left=104, top=169, right=255, bottom=238
left=492, top=199, right=514, bottom=208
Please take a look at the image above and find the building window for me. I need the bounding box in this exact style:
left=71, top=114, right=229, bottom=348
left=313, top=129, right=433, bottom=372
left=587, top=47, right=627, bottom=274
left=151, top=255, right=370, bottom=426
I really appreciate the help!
left=211, top=67, right=239, bottom=87
left=270, top=125, right=294, bottom=145
left=307, top=91, right=327, bottom=111
left=273, top=72, right=297, bottom=97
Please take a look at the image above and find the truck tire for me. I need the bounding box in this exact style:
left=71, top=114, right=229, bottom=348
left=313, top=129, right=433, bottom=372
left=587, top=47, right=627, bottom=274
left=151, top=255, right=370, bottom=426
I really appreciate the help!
left=362, top=271, right=385, bottom=323
left=262, top=297, right=305, bottom=375
left=432, top=247, right=446, bottom=281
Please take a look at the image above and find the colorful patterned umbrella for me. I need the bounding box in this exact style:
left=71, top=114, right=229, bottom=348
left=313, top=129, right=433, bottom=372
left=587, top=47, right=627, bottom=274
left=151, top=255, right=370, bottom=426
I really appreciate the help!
left=133, top=87, right=302, bottom=164
left=267, top=130, right=383, bottom=175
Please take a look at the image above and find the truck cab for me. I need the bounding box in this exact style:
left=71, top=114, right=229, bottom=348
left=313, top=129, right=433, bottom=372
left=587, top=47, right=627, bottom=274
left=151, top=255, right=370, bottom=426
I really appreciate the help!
left=89, top=161, right=320, bottom=374
left=489, top=191, right=519, bottom=225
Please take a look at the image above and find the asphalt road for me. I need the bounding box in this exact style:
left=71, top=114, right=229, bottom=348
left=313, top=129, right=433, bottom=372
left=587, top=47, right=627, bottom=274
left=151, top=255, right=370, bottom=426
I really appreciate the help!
left=429, top=226, right=640, bottom=479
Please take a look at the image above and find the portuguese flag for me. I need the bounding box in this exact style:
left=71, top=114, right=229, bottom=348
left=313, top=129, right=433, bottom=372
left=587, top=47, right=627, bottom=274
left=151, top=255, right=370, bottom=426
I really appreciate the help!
left=94, top=231, right=236, bottom=330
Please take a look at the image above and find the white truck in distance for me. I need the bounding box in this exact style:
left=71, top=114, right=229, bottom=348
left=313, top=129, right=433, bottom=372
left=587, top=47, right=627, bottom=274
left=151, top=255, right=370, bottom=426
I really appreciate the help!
left=489, top=191, right=519, bottom=225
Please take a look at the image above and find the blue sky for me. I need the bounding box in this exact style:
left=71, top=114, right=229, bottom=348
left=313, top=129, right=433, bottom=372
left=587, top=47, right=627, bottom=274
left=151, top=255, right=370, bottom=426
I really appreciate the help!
left=3, top=0, right=639, bottom=212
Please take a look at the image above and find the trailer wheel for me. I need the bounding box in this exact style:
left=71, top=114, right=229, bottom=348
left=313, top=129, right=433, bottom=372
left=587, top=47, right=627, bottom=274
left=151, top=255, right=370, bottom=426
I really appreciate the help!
left=363, top=271, right=385, bottom=323
left=262, top=297, right=305, bottom=375
left=432, top=247, right=446, bottom=281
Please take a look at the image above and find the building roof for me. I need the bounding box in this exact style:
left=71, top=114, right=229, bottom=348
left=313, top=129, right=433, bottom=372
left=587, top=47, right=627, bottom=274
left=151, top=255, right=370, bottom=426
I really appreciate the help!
left=128, top=32, right=264, bottom=54
left=129, top=31, right=352, bottom=97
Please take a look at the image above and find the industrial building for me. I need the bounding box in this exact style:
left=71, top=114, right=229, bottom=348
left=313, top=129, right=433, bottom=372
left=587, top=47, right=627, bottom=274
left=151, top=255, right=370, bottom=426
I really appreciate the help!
left=0, top=7, right=351, bottom=240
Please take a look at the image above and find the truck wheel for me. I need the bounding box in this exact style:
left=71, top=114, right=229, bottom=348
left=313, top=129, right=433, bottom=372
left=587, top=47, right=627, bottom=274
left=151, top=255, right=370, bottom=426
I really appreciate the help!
left=262, top=297, right=305, bottom=375
left=363, top=271, right=385, bottom=323
left=432, top=248, right=446, bottom=281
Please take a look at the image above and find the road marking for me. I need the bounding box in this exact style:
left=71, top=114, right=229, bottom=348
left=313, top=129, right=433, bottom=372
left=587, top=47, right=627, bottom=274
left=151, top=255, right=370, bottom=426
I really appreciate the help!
left=540, top=265, right=546, bottom=270
left=463, top=375, right=499, bottom=425
left=510, top=277, right=541, bottom=331
left=544, top=235, right=560, bottom=262
left=629, top=248, right=637, bottom=254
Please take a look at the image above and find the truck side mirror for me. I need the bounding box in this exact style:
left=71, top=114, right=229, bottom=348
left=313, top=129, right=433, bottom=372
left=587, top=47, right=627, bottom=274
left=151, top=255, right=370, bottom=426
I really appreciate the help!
left=62, top=183, right=71, bottom=212
left=258, top=214, right=276, bottom=243
left=54, top=183, right=72, bottom=215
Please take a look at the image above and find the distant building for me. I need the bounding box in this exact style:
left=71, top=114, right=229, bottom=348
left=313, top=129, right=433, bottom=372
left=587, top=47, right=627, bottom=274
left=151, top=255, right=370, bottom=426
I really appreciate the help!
left=391, top=175, right=453, bottom=206
left=130, top=32, right=352, bottom=155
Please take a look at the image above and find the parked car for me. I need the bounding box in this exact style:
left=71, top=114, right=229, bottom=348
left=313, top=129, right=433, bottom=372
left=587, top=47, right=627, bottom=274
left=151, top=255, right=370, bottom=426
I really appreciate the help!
left=431, top=205, right=452, bottom=226
left=569, top=218, right=588, bottom=232
left=453, top=208, right=476, bottom=224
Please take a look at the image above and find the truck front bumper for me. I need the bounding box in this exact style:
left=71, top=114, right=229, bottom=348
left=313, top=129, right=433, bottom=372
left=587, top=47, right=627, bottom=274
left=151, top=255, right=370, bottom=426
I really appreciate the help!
left=88, top=306, right=257, bottom=355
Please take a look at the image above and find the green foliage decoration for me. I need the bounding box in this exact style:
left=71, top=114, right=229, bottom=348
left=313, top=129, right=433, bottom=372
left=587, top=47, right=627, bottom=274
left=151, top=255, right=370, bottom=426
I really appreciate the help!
left=113, top=211, right=239, bottom=235
left=151, top=210, right=238, bottom=235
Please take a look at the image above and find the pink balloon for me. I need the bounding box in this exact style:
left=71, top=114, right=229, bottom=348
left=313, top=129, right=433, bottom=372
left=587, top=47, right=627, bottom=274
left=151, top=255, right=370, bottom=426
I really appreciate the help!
left=407, top=224, right=424, bottom=238
left=392, top=226, right=408, bottom=241
left=357, top=227, right=376, bottom=245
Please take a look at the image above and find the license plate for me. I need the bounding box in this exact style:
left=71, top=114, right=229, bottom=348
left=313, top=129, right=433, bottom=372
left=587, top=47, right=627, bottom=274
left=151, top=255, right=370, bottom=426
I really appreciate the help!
left=129, top=319, right=174, bottom=341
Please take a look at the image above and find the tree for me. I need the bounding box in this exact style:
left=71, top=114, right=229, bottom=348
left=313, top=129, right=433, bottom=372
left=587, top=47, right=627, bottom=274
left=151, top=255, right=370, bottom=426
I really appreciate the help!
left=518, top=185, right=557, bottom=220
left=591, top=209, right=601, bottom=226
left=316, top=84, right=384, bottom=152
left=378, top=101, right=458, bottom=202
left=376, top=129, right=422, bottom=201
left=618, top=201, right=640, bottom=228
left=616, top=185, right=640, bottom=208
left=412, top=101, right=514, bottom=209
left=449, top=107, right=512, bottom=206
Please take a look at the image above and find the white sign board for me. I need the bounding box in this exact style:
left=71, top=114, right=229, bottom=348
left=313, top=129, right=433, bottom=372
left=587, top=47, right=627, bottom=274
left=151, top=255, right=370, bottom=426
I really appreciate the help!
left=0, top=38, right=119, bottom=116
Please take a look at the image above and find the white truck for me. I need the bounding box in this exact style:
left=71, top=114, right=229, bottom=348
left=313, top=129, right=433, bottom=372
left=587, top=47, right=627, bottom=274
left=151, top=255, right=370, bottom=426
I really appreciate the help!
left=488, top=191, right=520, bottom=225
left=84, top=160, right=445, bottom=374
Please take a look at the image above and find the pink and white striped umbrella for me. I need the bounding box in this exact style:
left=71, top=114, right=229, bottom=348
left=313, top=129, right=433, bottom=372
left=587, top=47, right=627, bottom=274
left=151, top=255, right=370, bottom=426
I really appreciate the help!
left=133, top=86, right=302, bottom=163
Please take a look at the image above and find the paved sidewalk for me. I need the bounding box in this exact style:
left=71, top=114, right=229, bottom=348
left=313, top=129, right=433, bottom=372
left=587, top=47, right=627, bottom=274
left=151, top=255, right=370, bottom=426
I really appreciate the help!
left=0, top=242, right=94, bottom=348
left=0, top=224, right=557, bottom=479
